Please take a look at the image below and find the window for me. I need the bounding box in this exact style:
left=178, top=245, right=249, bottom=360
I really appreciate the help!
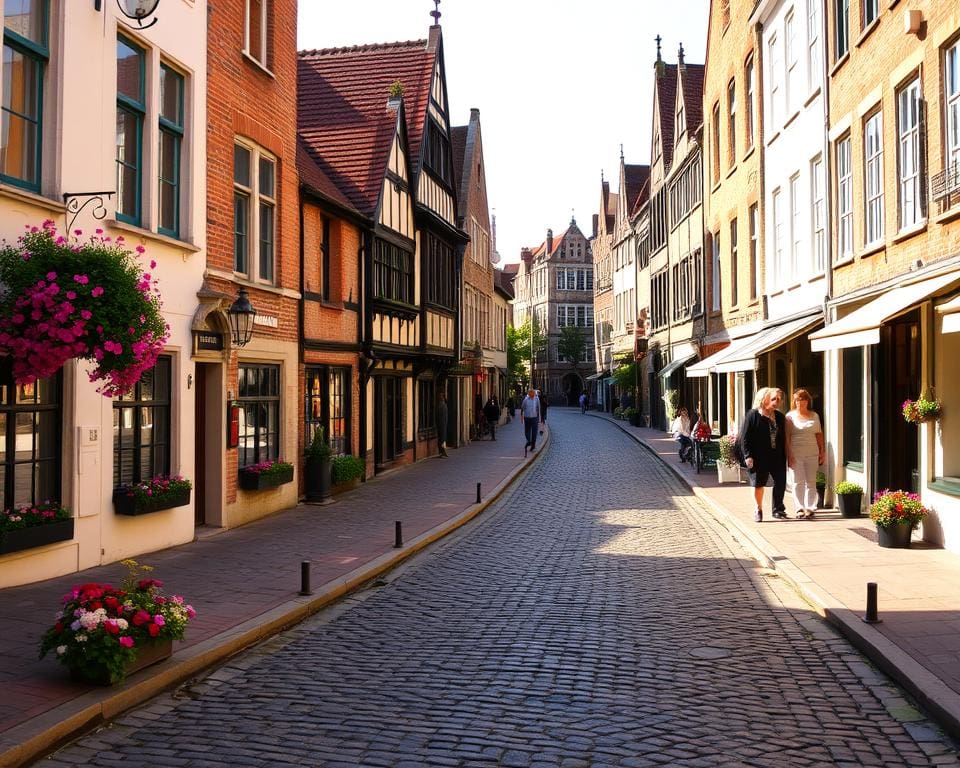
left=863, top=0, right=878, bottom=29
left=811, top=157, right=825, bottom=271
left=117, top=35, right=145, bottom=224
left=785, top=11, right=797, bottom=115
left=1, top=0, right=47, bottom=191
left=769, top=34, right=781, bottom=128
left=807, top=0, right=822, bottom=89
left=711, top=232, right=721, bottom=312
left=711, top=102, right=721, bottom=184
left=424, top=232, right=455, bottom=309
left=772, top=187, right=783, bottom=288
left=948, top=41, right=960, bottom=177
left=841, top=346, right=863, bottom=465
left=749, top=203, right=759, bottom=300
left=158, top=65, right=184, bottom=237
left=677, top=101, right=685, bottom=136
left=238, top=364, right=280, bottom=469
left=417, top=379, right=436, bottom=433
left=727, top=79, right=736, bottom=166
left=790, top=174, right=801, bottom=280
left=897, top=78, right=923, bottom=229
left=234, top=141, right=276, bottom=282
left=835, top=0, right=849, bottom=60
left=245, top=0, right=269, bottom=67
left=864, top=111, right=884, bottom=245
left=374, top=238, right=413, bottom=304
left=305, top=366, right=350, bottom=456
left=745, top=55, right=755, bottom=151
left=424, top=120, right=451, bottom=185
left=113, top=356, right=171, bottom=489
left=836, top=136, right=853, bottom=258
left=0, top=362, right=60, bottom=509
left=557, top=304, right=593, bottom=327
left=730, top=218, right=739, bottom=306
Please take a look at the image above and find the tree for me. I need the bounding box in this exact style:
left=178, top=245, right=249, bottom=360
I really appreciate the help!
left=557, top=325, right=588, bottom=374
left=506, top=318, right=547, bottom=390
left=612, top=360, right=637, bottom=398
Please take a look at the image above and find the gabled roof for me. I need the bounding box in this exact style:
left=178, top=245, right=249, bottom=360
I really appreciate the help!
left=630, top=179, right=651, bottom=219
left=654, top=64, right=679, bottom=172
left=296, top=139, right=361, bottom=216
left=297, top=38, right=436, bottom=219
left=494, top=268, right=515, bottom=299
left=679, top=63, right=705, bottom=132
left=623, top=164, right=650, bottom=216
left=450, top=124, right=468, bottom=210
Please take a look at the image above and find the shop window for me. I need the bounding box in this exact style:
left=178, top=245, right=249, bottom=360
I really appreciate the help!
left=417, top=378, right=436, bottom=433
left=842, top=346, right=863, bottom=466
left=238, top=363, right=280, bottom=468
left=305, top=366, right=350, bottom=456
left=113, top=356, right=171, bottom=489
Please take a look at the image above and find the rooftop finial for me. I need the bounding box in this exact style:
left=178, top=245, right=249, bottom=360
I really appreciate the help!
left=678, top=42, right=685, bottom=66
left=655, top=34, right=662, bottom=63
left=620, top=143, right=624, bottom=161
left=430, top=0, right=441, bottom=25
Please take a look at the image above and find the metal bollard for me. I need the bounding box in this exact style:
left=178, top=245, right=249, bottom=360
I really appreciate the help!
left=299, top=561, right=312, bottom=596
left=394, top=520, right=403, bottom=548
left=476, top=482, right=481, bottom=504
left=862, top=582, right=881, bottom=624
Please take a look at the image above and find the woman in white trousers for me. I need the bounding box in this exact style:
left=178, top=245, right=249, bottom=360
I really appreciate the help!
left=785, top=388, right=825, bottom=519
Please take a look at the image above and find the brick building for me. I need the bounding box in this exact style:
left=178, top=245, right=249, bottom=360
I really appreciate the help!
left=590, top=180, right=616, bottom=410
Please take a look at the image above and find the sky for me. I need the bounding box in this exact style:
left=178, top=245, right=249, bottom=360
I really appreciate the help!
left=297, top=1, right=709, bottom=264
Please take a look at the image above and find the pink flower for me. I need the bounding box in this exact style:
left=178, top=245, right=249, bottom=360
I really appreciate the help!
left=135, top=245, right=145, bottom=254
left=149, top=260, right=157, bottom=269
left=73, top=274, right=89, bottom=285
left=118, top=636, right=134, bottom=648
left=91, top=287, right=104, bottom=297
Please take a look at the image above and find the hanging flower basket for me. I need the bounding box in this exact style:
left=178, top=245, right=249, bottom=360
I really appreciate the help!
left=0, top=221, right=169, bottom=397
left=902, top=394, right=941, bottom=424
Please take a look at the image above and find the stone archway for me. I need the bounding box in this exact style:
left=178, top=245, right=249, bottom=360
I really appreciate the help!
left=562, top=372, right=583, bottom=407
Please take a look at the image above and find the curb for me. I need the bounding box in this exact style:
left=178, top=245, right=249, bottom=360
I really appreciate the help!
left=0, top=430, right=550, bottom=768
left=593, top=412, right=960, bottom=742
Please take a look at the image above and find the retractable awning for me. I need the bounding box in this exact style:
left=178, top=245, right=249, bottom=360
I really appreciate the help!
left=715, top=315, right=821, bottom=373
left=937, top=294, right=960, bottom=334
left=686, top=334, right=758, bottom=378
left=585, top=369, right=609, bottom=381
left=809, top=271, right=960, bottom=351
left=658, top=351, right=697, bottom=379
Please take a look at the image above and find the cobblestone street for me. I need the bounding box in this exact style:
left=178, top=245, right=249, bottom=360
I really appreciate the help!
left=39, top=411, right=960, bottom=767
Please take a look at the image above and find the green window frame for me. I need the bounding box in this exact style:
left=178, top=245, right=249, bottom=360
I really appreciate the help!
left=116, top=35, right=145, bottom=225
left=112, top=356, right=171, bottom=489
left=1, top=0, right=48, bottom=192
left=158, top=63, right=184, bottom=238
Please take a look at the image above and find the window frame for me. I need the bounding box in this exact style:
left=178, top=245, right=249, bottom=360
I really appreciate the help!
left=864, top=110, right=885, bottom=246
left=112, top=355, right=171, bottom=490
left=158, top=63, right=184, bottom=238
left=947, top=40, right=960, bottom=178
left=727, top=78, right=737, bottom=167
left=785, top=10, right=798, bottom=115
left=305, top=365, right=350, bottom=456
left=772, top=186, right=783, bottom=288
left=807, top=0, right=822, bottom=89
left=744, top=54, right=755, bottom=152
left=116, top=34, right=146, bottom=226
left=711, top=231, right=721, bottom=312
left=417, top=378, right=436, bottom=434
left=811, top=156, right=825, bottom=272
left=237, top=363, right=281, bottom=469
left=836, top=135, right=853, bottom=259
left=373, top=237, right=414, bottom=305
left=789, top=173, right=801, bottom=281
left=862, top=0, right=878, bottom=29
left=730, top=217, right=739, bottom=306
left=233, top=139, right=277, bottom=284
left=896, top=77, right=923, bottom=230
left=835, top=0, right=849, bottom=61
left=244, top=0, right=269, bottom=68
left=749, top=203, right=759, bottom=301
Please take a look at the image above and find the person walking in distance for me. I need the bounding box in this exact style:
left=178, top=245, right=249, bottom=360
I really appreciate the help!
left=521, top=387, right=541, bottom=451
left=740, top=387, right=789, bottom=522
left=483, top=396, right=501, bottom=441
left=436, top=390, right=449, bottom=457
left=785, top=388, right=825, bottom=519
left=579, top=391, right=588, bottom=414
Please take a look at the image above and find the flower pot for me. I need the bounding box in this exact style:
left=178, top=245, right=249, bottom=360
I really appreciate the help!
left=837, top=492, right=862, bottom=518
left=717, top=463, right=741, bottom=483
left=70, top=637, right=173, bottom=686
left=304, top=456, right=332, bottom=502
left=876, top=522, right=914, bottom=549
left=239, top=463, right=294, bottom=491
left=628, top=413, right=641, bottom=427
left=113, top=487, right=191, bottom=516
left=816, top=484, right=826, bottom=509
left=0, top=518, right=74, bottom=555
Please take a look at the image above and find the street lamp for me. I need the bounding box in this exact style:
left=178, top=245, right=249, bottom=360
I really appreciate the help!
left=227, top=287, right=256, bottom=347
left=96, top=0, right=161, bottom=29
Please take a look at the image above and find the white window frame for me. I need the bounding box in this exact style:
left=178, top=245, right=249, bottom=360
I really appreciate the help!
left=807, top=0, right=821, bottom=91
left=864, top=111, right=885, bottom=246
left=772, top=187, right=783, bottom=288
left=790, top=174, right=801, bottom=281
left=836, top=136, right=853, bottom=259
left=863, top=0, right=878, bottom=28
left=811, top=156, right=825, bottom=272
left=749, top=203, right=759, bottom=301
left=727, top=79, right=736, bottom=165
left=948, top=41, right=960, bottom=176
left=245, top=0, right=269, bottom=68
left=769, top=34, right=781, bottom=129
left=711, top=232, right=721, bottom=312
left=234, top=139, right=277, bottom=284
left=785, top=11, right=798, bottom=115
left=745, top=55, right=755, bottom=150
left=897, top=78, right=923, bottom=230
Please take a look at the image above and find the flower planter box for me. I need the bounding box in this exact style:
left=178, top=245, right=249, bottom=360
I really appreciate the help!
left=717, top=463, right=741, bottom=483
left=0, top=518, right=75, bottom=555
left=239, top=464, right=294, bottom=491
left=70, top=637, right=173, bottom=686
left=113, top=487, right=192, bottom=516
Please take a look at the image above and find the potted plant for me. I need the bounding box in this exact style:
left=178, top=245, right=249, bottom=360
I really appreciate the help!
left=835, top=480, right=864, bottom=518
left=331, top=454, right=365, bottom=491
left=0, top=221, right=169, bottom=397
left=113, top=475, right=192, bottom=516
left=239, top=459, right=295, bottom=491
left=815, top=471, right=827, bottom=509
left=717, top=435, right=742, bottom=483
left=662, top=389, right=679, bottom=422
left=902, top=394, right=941, bottom=424
left=0, top=501, right=73, bottom=555
left=624, top=407, right=640, bottom=427
left=39, top=559, right=196, bottom=685
left=869, top=489, right=928, bottom=548
left=304, top=428, right=332, bottom=503
left=613, top=406, right=624, bottom=420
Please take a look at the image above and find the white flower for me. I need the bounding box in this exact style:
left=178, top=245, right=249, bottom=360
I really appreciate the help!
left=75, top=634, right=87, bottom=642
left=56, top=645, right=67, bottom=655
left=116, top=618, right=128, bottom=630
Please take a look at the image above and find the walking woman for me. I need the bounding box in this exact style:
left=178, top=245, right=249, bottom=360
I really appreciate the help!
left=740, top=387, right=789, bottom=522
left=785, top=388, right=825, bottom=519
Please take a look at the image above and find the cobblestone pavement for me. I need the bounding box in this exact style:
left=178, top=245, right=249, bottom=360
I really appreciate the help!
left=39, top=410, right=960, bottom=767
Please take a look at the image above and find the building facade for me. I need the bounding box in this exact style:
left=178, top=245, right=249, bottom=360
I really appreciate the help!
left=591, top=180, right=616, bottom=409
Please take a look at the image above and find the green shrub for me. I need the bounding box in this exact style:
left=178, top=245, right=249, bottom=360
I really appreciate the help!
left=331, top=454, right=364, bottom=485
left=623, top=407, right=638, bottom=420
left=835, top=480, right=863, bottom=495
left=816, top=471, right=826, bottom=486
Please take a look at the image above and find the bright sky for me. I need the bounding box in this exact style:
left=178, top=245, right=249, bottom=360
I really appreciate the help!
left=297, top=1, right=709, bottom=264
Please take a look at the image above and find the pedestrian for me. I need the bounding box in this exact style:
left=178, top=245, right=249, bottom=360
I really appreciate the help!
left=739, top=387, right=789, bottom=522
left=505, top=395, right=515, bottom=423
left=483, top=396, right=501, bottom=441
left=670, top=406, right=694, bottom=463
left=539, top=390, right=548, bottom=425
left=785, top=388, right=825, bottom=519
left=521, top=387, right=541, bottom=451
left=579, top=391, right=587, bottom=414
left=436, top=390, right=448, bottom=457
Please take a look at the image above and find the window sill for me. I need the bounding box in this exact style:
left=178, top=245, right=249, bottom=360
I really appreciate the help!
left=858, top=241, right=886, bottom=259
left=892, top=219, right=927, bottom=244
left=0, top=182, right=65, bottom=214
left=934, top=205, right=960, bottom=226
left=109, top=219, right=201, bottom=253
left=204, top=266, right=302, bottom=299
left=804, top=87, right=822, bottom=108
left=830, top=53, right=850, bottom=78
left=929, top=478, right=960, bottom=498
left=241, top=51, right=275, bottom=78
left=855, top=17, right=881, bottom=48
left=888, top=0, right=901, bottom=8
left=711, top=179, right=723, bottom=194
left=725, top=163, right=738, bottom=180
left=766, top=129, right=781, bottom=147
left=783, top=110, right=801, bottom=130
left=833, top=254, right=855, bottom=268
left=742, top=145, right=756, bottom=164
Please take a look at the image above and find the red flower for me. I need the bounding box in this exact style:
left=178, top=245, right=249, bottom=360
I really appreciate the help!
left=104, top=596, right=120, bottom=611
left=132, top=609, right=151, bottom=627
left=138, top=578, right=163, bottom=590
left=89, top=600, right=103, bottom=611
left=147, top=622, right=160, bottom=637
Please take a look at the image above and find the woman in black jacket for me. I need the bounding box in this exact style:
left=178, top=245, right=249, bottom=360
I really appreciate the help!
left=740, top=387, right=789, bottom=523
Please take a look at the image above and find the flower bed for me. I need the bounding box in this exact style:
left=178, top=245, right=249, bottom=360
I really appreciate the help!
left=113, top=476, right=192, bottom=516
left=239, top=459, right=294, bottom=491
left=0, top=502, right=73, bottom=555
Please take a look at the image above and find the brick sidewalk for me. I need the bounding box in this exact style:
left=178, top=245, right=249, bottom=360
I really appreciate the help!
left=0, top=416, right=545, bottom=768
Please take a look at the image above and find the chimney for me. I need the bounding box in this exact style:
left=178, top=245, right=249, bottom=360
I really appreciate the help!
left=546, top=228, right=554, bottom=256
left=520, top=247, right=533, bottom=266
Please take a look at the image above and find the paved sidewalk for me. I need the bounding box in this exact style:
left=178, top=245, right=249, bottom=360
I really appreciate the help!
left=0, top=416, right=548, bottom=768
left=589, top=409, right=960, bottom=744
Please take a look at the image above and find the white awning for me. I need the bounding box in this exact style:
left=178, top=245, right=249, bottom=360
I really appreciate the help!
left=686, top=335, right=757, bottom=378
left=715, top=315, right=821, bottom=373
left=937, top=295, right=960, bottom=334
left=658, top=351, right=697, bottom=379
left=809, top=271, right=960, bottom=351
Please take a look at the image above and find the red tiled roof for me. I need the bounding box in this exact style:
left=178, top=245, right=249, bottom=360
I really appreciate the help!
left=655, top=64, right=679, bottom=172
left=502, top=262, right=519, bottom=275
left=623, top=164, right=650, bottom=214
left=298, top=38, right=436, bottom=219
left=296, top=139, right=361, bottom=215
left=680, top=63, right=705, bottom=131
left=450, top=124, right=468, bottom=203
left=629, top=178, right=651, bottom=219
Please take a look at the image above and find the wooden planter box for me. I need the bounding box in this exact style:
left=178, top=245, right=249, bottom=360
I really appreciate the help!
left=239, top=464, right=294, bottom=491
left=70, top=637, right=173, bottom=686
left=113, top=487, right=192, bottom=516
left=0, top=518, right=75, bottom=555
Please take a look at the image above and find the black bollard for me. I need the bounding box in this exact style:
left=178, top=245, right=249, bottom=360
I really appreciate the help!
left=394, top=520, right=403, bottom=548
left=476, top=482, right=481, bottom=504
left=299, top=561, right=312, bottom=596
left=863, top=582, right=881, bottom=624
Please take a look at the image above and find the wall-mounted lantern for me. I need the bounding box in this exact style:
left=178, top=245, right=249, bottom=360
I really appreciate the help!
left=227, top=287, right=256, bottom=347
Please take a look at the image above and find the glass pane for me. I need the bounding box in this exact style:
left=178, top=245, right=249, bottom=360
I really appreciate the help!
left=234, top=144, right=250, bottom=186
left=36, top=374, right=55, bottom=405
left=159, top=130, right=179, bottom=232
left=116, top=109, right=140, bottom=218
left=259, top=202, right=274, bottom=281
left=15, top=381, right=35, bottom=404
left=267, top=365, right=279, bottom=396
left=15, top=412, right=34, bottom=459
left=139, top=366, right=155, bottom=402
left=13, top=464, right=32, bottom=507
left=259, top=156, right=274, bottom=197
left=4, top=0, right=46, bottom=46
left=1, top=50, right=39, bottom=184
left=154, top=357, right=170, bottom=400
left=117, top=37, right=143, bottom=103
left=139, top=445, right=152, bottom=478
left=248, top=0, right=263, bottom=62
left=36, top=457, right=55, bottom=501
left=238, top=365, right=252, bottom=398
left=234, top=193, right=248, bottom=273
left=36, top=408, right=55, bottom=460
left=0, top=414, right=5, bottom=465
left=159, top=65, right=182, bottom=126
